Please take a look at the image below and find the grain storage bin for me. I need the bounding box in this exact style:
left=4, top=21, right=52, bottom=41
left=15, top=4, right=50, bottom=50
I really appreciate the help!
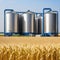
left=14, top=12, right=19, bottom=34
left=35, top=13, right=43, bottom=36
left=43, top=8, right=58, bottom=36
left=22, top=10, right=35, bottom=36
left=4, top=9, right=14, bottom=36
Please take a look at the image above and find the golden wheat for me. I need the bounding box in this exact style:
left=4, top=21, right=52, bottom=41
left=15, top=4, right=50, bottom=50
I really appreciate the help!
left=0, top=45, right=60, bottom=60
left=0, top=37, right=60, bottom=60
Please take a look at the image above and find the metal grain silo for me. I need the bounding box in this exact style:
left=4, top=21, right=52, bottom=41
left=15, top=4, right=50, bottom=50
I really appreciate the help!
left=22, top=10, right=35, bottom=36
left=35, top=13, right=39, bottom=34
left=14, top=12, right=19, bottom=34
left=38, top=13, right=43, bottom=34
left=35, top=13, right=43, bottom=35
left=43, top=8, right=58, bottom=36
left=4, top=9, right=14, bottom=36
left=16, top=12, right=25, bottom=35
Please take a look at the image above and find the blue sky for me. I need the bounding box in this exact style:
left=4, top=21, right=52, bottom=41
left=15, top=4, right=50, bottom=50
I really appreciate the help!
left=0, top=0, right=60, bottom=32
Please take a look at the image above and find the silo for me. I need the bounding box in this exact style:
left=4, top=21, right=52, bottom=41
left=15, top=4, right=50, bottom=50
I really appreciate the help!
left=22, top=10, right=35, bottom=36
left=17, top=12, right=24, bottom=35
left=35, top=13, right=43, bottom=36
left=4, top=9, right=14, bottom=36
left=43, top=8, right=58, bottom=36
left=38, top=13, right=43, bottom=34
left=35, top=13, right=39, bottom=34
left=14, top=13, right=19, bottom=34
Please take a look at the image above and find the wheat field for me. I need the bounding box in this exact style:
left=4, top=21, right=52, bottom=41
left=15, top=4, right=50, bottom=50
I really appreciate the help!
left=0, top=36, right=60, bottom=60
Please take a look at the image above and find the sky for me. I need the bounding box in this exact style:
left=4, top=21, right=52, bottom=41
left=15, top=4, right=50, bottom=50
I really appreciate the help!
left=0, top=0, right=60, bottom=33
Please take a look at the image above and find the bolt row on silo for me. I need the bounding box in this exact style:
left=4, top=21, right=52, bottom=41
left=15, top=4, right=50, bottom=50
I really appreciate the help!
left=4, top=8, right=58, bottom=36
